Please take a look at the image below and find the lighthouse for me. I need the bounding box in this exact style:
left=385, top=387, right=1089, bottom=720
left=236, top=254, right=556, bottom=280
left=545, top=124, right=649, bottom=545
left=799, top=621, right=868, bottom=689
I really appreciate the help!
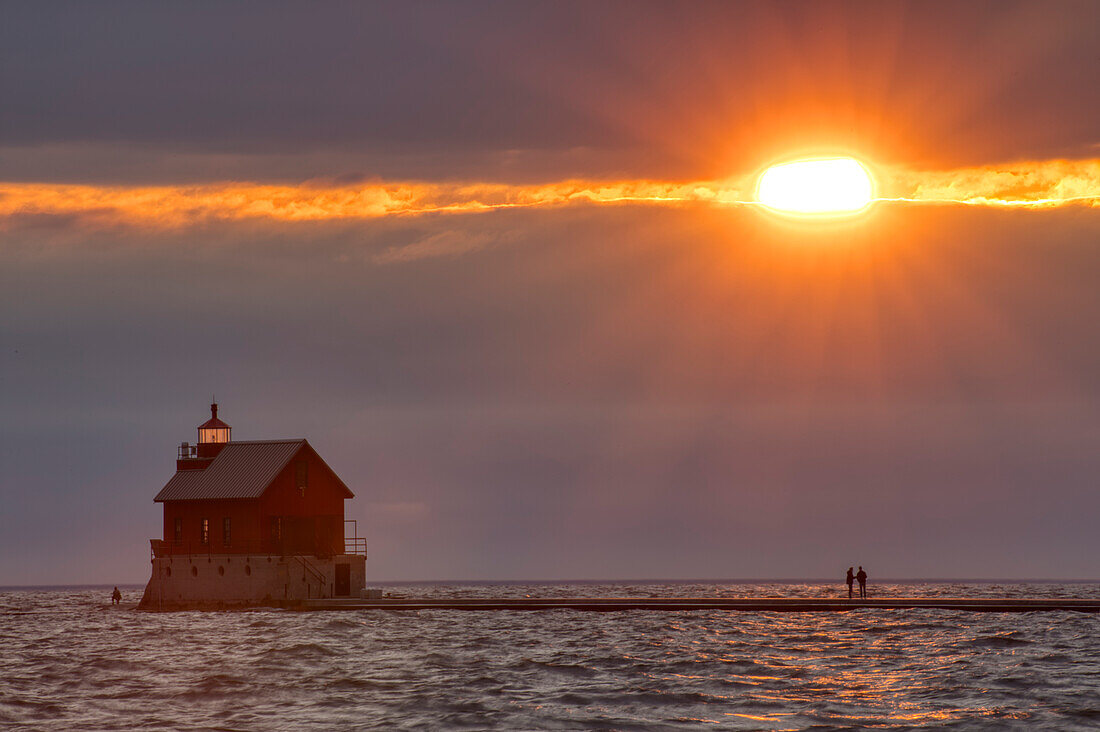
left=139, top=404, right=367, bottom=610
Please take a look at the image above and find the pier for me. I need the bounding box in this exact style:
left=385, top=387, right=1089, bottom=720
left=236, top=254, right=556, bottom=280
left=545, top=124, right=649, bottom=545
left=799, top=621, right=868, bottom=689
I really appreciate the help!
left=304, top=597, right=1100, bottom=613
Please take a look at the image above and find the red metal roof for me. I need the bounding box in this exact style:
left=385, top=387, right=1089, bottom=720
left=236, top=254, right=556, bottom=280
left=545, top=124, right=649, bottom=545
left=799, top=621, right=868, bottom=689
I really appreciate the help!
left=199, top=416, right=231, bottom=430
left=154, top=439, right=353, bottom=502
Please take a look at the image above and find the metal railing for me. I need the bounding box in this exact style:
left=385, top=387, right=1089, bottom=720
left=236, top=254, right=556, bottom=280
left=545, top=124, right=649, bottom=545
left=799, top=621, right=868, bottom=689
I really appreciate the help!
left=150, top=532, right=366, bottom=559
left=343, top=519, right=368, bottom=557
left=295, top=555, right=327, bottom=585
left=344, top=537, right=367, bottom=557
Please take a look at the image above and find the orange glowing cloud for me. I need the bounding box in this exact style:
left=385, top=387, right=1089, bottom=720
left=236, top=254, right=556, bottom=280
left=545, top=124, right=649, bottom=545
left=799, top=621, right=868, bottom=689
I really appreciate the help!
left=0, top=158, right=1096, bottom=230
left=0, top=180, right=739, bottom=229
left=879, top=158, right=1100, bottom=208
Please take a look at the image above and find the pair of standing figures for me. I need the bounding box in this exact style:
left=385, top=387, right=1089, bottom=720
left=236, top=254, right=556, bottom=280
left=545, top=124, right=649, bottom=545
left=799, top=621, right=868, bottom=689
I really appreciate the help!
left=845, top=566, right=868, bottom=599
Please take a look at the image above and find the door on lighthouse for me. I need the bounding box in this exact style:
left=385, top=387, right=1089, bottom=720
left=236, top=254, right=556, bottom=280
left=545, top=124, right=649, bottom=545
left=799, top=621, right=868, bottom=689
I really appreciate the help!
left=334, top=563, right=351, bottom=596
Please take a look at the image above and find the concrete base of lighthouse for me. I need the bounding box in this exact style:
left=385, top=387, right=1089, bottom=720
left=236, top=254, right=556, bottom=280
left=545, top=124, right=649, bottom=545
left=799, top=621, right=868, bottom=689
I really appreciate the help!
left=138, top=553, right=365, bottom=611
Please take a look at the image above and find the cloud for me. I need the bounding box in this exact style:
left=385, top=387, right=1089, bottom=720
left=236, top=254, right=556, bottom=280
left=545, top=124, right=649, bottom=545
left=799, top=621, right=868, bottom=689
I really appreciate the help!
left=3, top=3, right=1098, bottom=174
left=372, top=230, right=504, bottom=264
left=882, top=158, right=1100, bottom=208
left=1, top=158, right=1096, bottom=241
left=0, top=178, right=752, bottom=232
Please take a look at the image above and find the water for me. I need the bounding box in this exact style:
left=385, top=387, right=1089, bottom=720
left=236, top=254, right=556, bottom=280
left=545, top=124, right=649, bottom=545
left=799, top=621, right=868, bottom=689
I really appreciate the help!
left=3, top=582, right=1100, bottom=730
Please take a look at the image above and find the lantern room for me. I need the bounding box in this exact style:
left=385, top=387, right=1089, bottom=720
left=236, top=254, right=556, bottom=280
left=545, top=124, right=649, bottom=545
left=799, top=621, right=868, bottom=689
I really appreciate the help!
left=176, top=402, right=233, bottom=463
left=199, top=402, right=231, bottom=444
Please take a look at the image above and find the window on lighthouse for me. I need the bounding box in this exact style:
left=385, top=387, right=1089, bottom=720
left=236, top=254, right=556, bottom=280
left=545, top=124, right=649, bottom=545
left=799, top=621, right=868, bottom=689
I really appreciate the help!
left=296, top=460, right=308, bottom=498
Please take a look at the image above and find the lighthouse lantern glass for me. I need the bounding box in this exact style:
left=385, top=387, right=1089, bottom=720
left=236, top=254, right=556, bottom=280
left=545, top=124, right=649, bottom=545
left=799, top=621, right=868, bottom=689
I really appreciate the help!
left=199, top=426, right=230, bottom=444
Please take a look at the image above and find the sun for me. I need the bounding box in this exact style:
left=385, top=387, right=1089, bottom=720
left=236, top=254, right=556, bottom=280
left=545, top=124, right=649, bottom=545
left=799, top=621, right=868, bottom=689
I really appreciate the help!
left=756, top=157, right=874, bottom=215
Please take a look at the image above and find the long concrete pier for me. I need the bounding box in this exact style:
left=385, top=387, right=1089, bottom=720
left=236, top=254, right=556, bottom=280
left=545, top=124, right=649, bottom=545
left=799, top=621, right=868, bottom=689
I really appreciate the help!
left=303, top=597, right=1100, bottom=613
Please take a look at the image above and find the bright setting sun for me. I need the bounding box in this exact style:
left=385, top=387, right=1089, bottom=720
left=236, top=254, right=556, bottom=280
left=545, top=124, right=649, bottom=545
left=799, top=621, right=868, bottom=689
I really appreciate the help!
left=756, top=157, right=874, bottom=215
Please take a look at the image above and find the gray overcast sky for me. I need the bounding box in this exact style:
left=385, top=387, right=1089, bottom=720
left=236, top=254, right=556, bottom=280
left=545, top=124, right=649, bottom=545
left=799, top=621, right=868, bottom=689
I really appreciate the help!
left=1, top=1, right=1099, bottom=584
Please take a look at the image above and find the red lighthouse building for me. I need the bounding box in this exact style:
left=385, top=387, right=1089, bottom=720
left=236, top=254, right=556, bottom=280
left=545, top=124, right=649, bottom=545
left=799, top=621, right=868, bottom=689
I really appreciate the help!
left=140, top=404, right=366, bottom=609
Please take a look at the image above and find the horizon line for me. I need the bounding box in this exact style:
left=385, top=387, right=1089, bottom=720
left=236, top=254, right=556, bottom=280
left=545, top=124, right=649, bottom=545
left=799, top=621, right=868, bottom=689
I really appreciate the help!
left=5, top=577, right=1100, bottom=591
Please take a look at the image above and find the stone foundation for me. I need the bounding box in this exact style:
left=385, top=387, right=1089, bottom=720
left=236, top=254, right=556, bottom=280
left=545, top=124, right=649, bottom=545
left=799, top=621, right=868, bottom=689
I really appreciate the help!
left=138, top=553, right=365, bottom=611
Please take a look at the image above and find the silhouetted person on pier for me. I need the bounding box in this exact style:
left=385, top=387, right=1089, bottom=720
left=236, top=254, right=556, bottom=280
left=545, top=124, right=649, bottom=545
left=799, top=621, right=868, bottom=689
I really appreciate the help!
left=111, top=587, right=122, bottom=605
left=846, top=567, right=855, bottom=599
left=856, top=567, right=867, bottom=599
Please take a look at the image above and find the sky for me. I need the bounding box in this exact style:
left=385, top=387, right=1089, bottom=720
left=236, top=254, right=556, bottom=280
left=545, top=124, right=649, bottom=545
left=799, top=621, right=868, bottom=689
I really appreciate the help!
left=2, top=1, right=1099, bottom=585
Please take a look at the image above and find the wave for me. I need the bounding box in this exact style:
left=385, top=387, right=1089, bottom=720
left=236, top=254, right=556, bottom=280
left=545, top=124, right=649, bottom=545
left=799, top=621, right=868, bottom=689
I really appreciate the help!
left=2, top=583, right=1098, bottom=730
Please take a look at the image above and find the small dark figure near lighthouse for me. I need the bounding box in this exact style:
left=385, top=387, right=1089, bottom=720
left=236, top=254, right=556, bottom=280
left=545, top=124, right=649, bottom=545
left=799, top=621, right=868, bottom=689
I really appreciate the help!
left=846, top=567, right=855, bottom=599
left=111, top=587, right=122, bottom=605
left=856, top=567, right=868, bottom=599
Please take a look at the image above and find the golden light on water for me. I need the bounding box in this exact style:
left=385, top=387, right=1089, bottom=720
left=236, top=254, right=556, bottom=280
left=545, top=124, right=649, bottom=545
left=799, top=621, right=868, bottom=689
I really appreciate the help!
left=756, top=157, right=874, bottom=215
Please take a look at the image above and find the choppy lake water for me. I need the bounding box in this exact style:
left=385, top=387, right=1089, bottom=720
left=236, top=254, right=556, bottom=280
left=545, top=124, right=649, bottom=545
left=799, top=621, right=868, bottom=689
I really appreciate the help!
left=2, top=582, right=1099, bottom=730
